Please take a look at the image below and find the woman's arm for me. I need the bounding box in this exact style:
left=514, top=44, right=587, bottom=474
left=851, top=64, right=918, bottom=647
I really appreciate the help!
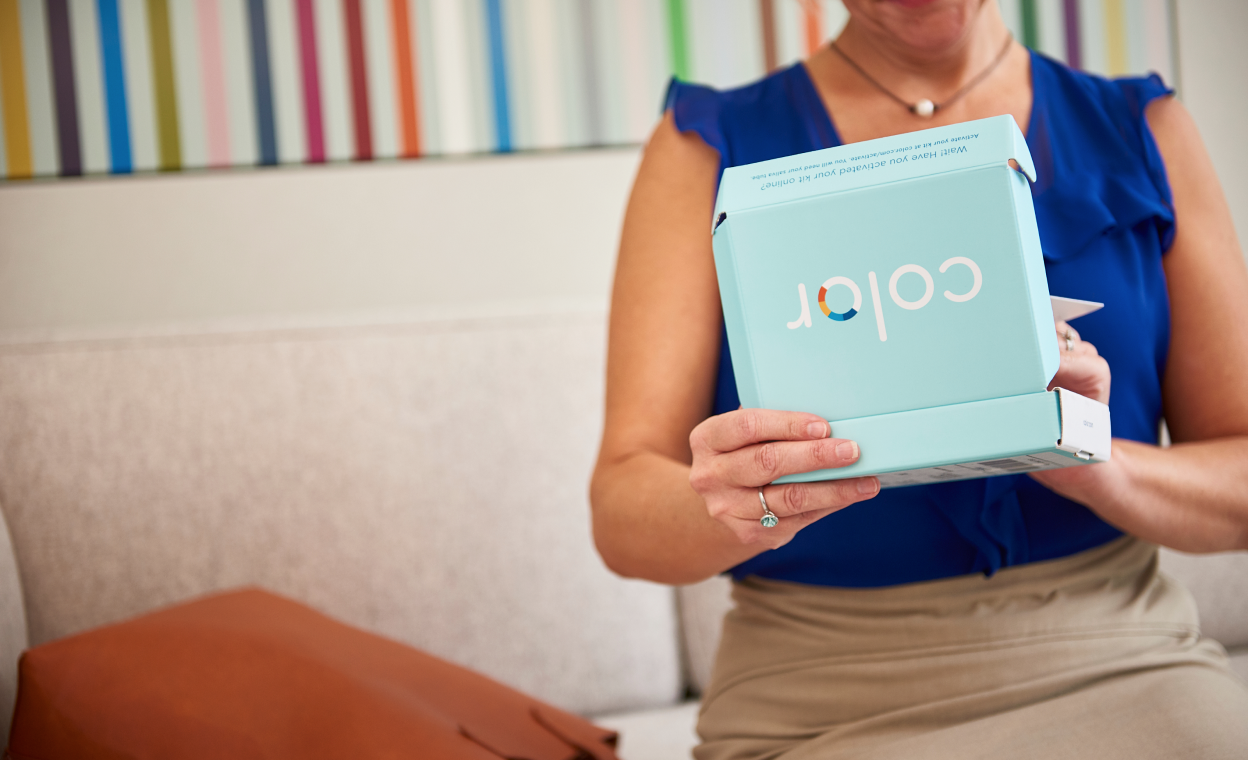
left=590, top=115, right=878, bottom=585
left=1032, top=96, right=1248, bottom=553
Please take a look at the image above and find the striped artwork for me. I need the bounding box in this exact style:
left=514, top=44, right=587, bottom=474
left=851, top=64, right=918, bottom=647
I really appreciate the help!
left=0, top=0, right=1178, bottom=181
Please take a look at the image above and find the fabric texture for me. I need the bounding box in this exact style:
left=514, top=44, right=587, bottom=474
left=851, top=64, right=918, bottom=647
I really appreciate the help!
left=5, top=588, right=620, bottom=760
left=1232, top=652, right=1248, bottom=683
left=0, top=504, right=26, bottom=747
left=0, top=314, right=682, bottom=716
left=676, top=550, right=1248, bottom=697
left=1158, top=549, right=1248, bottom=650
left=696, top=537, right=1248, bottom=760
left=666, top=52, right=1178, bottom=587
left=678, top=577, right=737, bottom=695
left=595, top=701, right=702, bottom=760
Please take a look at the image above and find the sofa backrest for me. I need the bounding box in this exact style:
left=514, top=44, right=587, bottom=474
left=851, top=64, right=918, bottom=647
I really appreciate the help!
left=0, top=313, right=683, bottom=723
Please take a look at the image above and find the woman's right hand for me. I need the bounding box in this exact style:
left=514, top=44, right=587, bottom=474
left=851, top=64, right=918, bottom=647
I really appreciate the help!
left=688, top=409, right=881, bottom=551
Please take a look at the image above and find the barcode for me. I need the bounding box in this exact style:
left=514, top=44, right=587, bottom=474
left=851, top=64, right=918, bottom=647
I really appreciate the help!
left=979, top=458, right=1039, bottom=472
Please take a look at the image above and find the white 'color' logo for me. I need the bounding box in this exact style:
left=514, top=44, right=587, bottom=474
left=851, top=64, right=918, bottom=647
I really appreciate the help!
left=788, top=256, right=982, bottom=342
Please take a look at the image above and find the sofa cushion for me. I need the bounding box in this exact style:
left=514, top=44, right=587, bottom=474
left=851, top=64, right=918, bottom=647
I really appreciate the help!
left=1159, top=548, right=1248, bottom=649
left=7, top=588, right=619, bottom=760
left=677, top=577, right=734, bottom=696
left=0, top=316, right=681, bottom=716
left=594, top=700, right=701, bottom=760
left=1228, top=649, right=1248, bottom=683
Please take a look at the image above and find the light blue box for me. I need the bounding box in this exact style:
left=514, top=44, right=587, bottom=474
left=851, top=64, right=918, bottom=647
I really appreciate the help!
left=711, top=116, right=1111, bottom=487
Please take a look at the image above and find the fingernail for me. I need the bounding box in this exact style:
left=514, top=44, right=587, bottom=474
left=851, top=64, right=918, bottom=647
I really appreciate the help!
left=857, top=477, right=879, bottom=495
left=808, top=420, right=830, bottom=439
left=836, top=441, right=859, bottom=461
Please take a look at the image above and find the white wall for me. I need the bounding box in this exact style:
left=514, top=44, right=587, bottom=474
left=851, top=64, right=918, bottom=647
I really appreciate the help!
left=0, top=149, right=640, bottom=337
left=1175, top=0, right=1248, bottom=257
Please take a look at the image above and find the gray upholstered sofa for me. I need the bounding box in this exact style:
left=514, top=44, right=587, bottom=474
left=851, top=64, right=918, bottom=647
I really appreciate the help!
left=0, top=152, right=1245, bottom=758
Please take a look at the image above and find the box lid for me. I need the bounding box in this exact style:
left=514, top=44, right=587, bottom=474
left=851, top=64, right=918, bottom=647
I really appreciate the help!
left=714, top=115, right=1035, bottom=221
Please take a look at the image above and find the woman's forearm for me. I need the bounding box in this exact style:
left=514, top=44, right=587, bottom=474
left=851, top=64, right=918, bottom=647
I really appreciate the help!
left=1115, top=437, right=1248, bottom=552
left=590, top=451, right=765, bottom=585
left=1038, top=437, right=1248, bottom=553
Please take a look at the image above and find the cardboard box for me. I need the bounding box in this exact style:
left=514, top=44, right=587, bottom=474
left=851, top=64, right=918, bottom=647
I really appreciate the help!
left=711, top=115, right=1111, bottom=487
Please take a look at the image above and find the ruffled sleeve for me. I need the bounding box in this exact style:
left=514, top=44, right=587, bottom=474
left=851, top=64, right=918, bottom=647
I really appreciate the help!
left=1112, top=73, right=1177, bottom=252
left=1028, top=63, right=1176, bottom=261
left=664, top=78, right=731, bottom=173
left=662, top=67, right=842, bottom=186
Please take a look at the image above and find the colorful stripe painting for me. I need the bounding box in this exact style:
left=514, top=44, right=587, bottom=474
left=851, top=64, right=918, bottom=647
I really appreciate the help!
left=0, top=0, right=1179, bottom=181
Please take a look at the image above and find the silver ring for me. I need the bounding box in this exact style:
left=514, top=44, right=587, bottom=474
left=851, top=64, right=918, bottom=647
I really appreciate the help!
left=1064, top=328, right=1074, bottom=352
left=758, top=489, right=778, bottom=528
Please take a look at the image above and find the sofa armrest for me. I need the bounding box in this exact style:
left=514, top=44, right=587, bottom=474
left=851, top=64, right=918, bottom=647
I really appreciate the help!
left=0, top=501, right=28, bottom=743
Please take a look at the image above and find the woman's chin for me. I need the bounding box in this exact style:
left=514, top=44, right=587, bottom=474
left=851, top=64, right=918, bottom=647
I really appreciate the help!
left=854, top=0, right=980, bottom=54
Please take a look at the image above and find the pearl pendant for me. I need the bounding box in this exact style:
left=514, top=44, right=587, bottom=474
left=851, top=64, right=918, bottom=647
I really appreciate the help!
left=913, top=99, right=936, bottom=118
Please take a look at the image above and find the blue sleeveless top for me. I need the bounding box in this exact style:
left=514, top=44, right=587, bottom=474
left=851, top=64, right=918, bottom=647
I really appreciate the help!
left=667, top=51, right=1175, bottom=587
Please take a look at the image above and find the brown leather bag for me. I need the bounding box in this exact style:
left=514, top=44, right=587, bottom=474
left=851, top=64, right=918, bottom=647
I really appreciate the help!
left=6, top=588, right=619, bottom=760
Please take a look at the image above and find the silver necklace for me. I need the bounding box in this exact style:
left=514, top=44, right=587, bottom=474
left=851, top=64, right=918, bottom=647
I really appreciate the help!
left=829, top=35, right=1014, bottom=118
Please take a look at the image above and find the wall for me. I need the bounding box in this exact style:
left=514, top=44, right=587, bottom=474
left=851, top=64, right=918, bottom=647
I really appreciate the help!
left=0, top=0, right=1176, bottom=182
left=0, top=147, right=639, bottom=337
left=1175, top=0, right=1248, bottom=257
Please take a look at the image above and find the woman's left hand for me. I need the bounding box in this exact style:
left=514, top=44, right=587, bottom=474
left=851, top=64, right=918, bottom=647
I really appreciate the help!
left=1046, top=320, right=1110, bottom=404
left=1030, top=322, right=1123, bottom=502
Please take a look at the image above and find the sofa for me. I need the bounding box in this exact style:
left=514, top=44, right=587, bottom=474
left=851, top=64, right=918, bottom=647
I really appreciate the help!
left=0, top=151, right=1245, bottom=758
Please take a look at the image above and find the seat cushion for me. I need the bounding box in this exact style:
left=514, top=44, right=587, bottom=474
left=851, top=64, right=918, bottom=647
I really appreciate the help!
left=594, top=701, right=701, bottom=760
left=7, top=588, right=619, bottom=760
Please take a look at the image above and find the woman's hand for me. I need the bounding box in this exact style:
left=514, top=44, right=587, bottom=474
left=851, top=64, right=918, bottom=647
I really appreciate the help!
left=1032, top=321, right=1118, bottom=496
left=1047, top=320, right=1110, bottom=404
left=688, top=409, right=880, bottom=551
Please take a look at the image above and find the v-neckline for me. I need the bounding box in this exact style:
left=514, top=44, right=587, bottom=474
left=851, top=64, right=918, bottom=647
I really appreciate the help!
left=792, top=48, right=1042, bottom=150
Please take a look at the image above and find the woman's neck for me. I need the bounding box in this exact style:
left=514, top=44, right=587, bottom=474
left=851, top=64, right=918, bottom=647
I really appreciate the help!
left=832, top=5, right=1012, bottom=104
left=804, top=1, right=1031, bottom=145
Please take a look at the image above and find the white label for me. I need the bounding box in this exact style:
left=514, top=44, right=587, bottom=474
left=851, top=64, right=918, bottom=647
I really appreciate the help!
left=1056, top=388, right=1112, bottom=462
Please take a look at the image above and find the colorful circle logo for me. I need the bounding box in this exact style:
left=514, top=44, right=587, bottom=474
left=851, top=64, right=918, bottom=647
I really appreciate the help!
left=818, top=277, right=862, bottom=322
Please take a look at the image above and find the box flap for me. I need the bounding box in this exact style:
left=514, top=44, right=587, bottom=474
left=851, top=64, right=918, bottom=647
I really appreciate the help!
left=1050, top=295, right=1104, bottom=322
left=714, top=114, right=1035, bottom=220
left=772, top=391, right=1098, bottom=486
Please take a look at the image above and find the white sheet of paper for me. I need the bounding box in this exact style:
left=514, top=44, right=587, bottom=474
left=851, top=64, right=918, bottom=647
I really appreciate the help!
left=1050, top=296, right=1104, bottom=322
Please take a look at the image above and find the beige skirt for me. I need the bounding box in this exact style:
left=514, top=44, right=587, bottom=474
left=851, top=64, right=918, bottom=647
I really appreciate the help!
left=696, top=537, right=1248, bottom=760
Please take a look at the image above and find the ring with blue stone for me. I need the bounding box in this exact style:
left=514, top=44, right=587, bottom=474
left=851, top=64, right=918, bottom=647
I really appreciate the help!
left=759, top=489, right=779, bottom=528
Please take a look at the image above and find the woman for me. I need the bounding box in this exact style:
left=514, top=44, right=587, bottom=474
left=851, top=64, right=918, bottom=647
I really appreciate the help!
left=591, top=0, right=1248, bottom=757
